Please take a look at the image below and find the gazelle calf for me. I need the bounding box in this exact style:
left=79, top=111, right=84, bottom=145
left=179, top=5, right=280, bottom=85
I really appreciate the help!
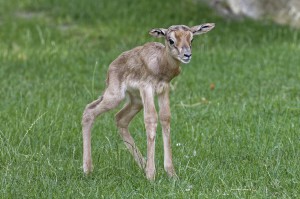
left=82, top=23, right=215, bottom=180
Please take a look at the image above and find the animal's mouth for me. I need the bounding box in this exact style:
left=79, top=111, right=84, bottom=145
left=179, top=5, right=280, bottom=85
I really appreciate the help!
left=180, top=57, right=191, bottom=64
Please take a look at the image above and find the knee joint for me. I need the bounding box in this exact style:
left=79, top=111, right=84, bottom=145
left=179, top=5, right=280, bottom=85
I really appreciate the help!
left=115, top=116, right=128, bottom=128
left=159, top=114, right=171, bottom=125
left=144, top=116, right=158, bottom=137
left=147, top=132, right=156, bottom=142
left=82, top=109, right=94, bottom=125
left=144, top=116, right=158, bottom=127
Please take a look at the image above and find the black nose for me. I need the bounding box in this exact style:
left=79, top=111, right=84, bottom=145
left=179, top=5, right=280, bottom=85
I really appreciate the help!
left=184, top=53, right=192, bottom=58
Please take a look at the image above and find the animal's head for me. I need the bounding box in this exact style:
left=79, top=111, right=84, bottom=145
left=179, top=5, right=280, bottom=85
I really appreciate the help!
left=149, top=23, right=215, bottom=64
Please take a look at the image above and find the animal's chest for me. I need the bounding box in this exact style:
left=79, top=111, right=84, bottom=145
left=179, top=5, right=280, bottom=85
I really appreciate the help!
left=157, top=66, right=181, bottom=83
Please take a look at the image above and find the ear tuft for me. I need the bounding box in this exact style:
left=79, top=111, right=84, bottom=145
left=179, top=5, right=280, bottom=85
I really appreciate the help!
left=191, top=23, right=215, bottom=35
left=149, top=28, right=167, bottom=38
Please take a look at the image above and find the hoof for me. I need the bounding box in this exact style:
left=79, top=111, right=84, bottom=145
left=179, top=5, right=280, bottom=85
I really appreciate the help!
left=83, top=162, right=93, bottom=174
left=145, top=168, right=156, bottom=181
left=165, top=166, right=178, bottom=179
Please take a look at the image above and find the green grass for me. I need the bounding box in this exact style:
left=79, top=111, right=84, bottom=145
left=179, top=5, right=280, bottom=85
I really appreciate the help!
left=1, top=0, right=300, bottom=198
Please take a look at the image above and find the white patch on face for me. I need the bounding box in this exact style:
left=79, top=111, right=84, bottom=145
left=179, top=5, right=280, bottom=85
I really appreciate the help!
left=168, top=32, right=176, bottom=46
left=180, top=58, right=191, bottom=64
left=189, top=32, right=194, bottom=45
left=167, top=32, right=180, bottom=61
left=179, top=32, right=193, bottom=64
left=169, top=32, right=175, bottom=41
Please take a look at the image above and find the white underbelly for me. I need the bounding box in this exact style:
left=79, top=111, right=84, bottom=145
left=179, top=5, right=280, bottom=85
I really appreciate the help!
left=125, top=79, right=169, bottom=95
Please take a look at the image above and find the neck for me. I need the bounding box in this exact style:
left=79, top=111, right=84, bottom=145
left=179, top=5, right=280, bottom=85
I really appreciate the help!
left=162, top=47, right=180, bottom=69
left=157, top=47, right=181, bottom=82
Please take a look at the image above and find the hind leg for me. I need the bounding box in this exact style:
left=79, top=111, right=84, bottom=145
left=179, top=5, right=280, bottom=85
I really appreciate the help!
left=115, top=92, right=145, bottom=169
left=82, top=84, right=125, bottom=174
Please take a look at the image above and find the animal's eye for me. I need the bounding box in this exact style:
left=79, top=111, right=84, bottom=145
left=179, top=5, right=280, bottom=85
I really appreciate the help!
left=169, top=39, right=174, bottom=45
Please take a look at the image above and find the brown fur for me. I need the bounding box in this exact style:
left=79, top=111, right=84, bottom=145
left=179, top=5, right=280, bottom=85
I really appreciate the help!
left=82, top=23, right=215, bottom=180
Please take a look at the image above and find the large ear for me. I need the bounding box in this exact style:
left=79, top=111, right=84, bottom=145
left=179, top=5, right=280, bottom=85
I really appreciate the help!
left=191, top=23, right=215, bottom=35
left=149, top=28, right=167, bottom=38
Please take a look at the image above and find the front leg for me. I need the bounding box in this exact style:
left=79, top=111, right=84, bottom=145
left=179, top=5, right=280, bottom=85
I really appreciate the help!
left=158, top=86, right=177, bottom=178
left=140, top=87, right=157, bottom=180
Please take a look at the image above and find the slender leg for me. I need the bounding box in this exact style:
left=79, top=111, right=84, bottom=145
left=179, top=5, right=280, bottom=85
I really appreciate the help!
left=140, top=87, right=157, bottom=180
left=115, top=93, right=145, bottom=169
left=82, top=84, right=125, bottom=174
left=158, top=87, right=177, bottom=177
left=82, top=97, right=102, bottom=174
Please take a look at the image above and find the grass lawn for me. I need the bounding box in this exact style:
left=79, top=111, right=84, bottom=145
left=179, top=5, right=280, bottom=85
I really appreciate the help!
left=1, top=0, right=300, bottom=198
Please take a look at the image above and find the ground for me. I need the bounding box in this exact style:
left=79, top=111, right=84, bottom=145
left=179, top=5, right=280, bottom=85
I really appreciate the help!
left=0, top=0, right=299, bottom=198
